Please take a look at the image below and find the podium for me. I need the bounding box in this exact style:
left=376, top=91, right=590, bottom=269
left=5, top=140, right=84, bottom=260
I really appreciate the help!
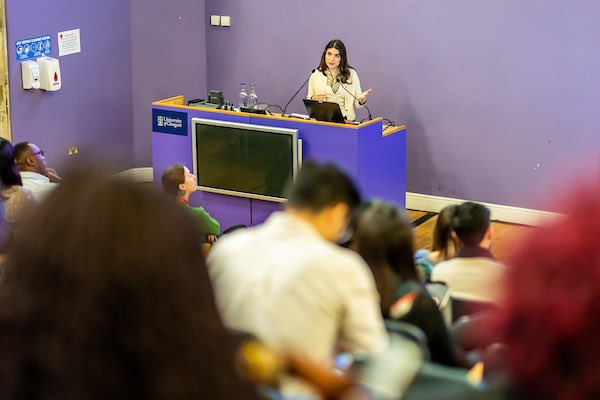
left=152, top=95, right=407, bottom=228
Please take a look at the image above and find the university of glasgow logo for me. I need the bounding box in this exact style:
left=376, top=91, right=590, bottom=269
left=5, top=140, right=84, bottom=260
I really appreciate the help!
left=152, top=109, right=187, bottom=136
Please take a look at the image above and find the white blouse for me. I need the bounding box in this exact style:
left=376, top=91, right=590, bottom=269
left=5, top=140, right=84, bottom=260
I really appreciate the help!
left=307, top=68, right=365, bottom=121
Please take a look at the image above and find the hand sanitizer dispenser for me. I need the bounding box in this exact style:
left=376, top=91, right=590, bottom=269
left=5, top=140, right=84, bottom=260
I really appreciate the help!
left=37, top=56, right=61, bottom=91
left=21, top=60, right=41, bottom=90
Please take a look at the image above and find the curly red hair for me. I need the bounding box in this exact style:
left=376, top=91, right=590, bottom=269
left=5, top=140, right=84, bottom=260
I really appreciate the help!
left=497, top=184, right=600, bottom=399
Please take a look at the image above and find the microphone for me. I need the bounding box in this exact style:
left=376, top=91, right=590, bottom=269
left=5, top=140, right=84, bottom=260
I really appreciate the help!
left=283, top=69, right=316, bottom=117
left=336, top=76, right=372, bottom=121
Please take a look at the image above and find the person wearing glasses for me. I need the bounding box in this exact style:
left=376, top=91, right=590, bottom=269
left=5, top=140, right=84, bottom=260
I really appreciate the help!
left=0, top=139, right=34, bottom=244
left=13, top=142, right=61, bottom=202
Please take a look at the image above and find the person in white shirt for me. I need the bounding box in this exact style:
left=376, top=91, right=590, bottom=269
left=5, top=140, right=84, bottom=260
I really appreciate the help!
left=0, top=139, right=34, bottom=244
left=307, top=39, right=372, bottom=122
left=432, top=202, right=505, bottom=303
left=14, top=142, right=60, bottom=201
left=208, top=162, right=388, bottom=371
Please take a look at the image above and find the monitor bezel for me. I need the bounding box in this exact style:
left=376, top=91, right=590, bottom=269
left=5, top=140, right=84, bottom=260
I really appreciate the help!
left=191, top=117, right=299, bottom=203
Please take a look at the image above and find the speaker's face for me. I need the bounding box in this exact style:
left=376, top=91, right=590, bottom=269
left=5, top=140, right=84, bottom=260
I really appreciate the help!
left=325, top=48, right=341, bottom=71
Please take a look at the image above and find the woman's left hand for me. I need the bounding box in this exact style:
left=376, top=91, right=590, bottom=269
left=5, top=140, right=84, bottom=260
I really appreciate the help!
left=358, top=89, right=372, bottom=104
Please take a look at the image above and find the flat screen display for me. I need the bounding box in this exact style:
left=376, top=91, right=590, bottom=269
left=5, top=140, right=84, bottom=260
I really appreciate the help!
left=192, top=118, right=299, bottom=202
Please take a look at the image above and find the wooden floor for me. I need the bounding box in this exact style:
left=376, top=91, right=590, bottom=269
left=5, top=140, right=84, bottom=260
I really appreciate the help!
left=407, top=210, right=535, bottom=263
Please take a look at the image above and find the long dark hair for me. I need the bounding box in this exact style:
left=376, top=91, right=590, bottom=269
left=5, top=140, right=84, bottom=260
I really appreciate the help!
left=349, top=202, right=419, bottom=313
left=317, top=39, right=353, bottom=83
left=0, top=165, right=257, bottom=399
left=432, top=205, right=458, bottom=261
left=0, top=138, right=22, bottom=187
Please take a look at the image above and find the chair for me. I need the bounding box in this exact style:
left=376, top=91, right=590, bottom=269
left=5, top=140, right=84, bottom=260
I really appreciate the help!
left=403, top=361, right=505, bottom=400
left=451, top=298, right=498, bottom=323
left=384, top=319, right=431, bottom=362
left=426, top=281, right=452, bottom=326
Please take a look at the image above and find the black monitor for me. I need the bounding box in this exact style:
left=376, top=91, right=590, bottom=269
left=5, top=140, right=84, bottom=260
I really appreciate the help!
left=303, top=99, right=345, bottom=124
left=192, top=118, right=299, bottom=203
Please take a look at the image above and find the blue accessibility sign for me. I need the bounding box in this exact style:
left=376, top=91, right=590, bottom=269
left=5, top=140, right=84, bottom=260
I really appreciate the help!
left=16, top=35, right=51, bottom=61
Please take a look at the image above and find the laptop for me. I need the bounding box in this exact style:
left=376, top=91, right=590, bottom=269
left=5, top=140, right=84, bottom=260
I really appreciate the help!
left=303, top=99, right=345, bottom=124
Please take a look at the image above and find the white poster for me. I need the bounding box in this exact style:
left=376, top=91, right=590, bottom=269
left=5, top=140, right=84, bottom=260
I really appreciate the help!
left=58, top=29, right=81, bottom=56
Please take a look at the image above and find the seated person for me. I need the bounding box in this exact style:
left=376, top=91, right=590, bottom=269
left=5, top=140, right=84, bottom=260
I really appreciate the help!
left=0, top=166, right=257, bottom=399
left=414, top=205, right=459, bottom=282
left=208, top=162, right=387, bottom=396
left=0, top=139, right=35, bottom=238
left=161, top=164, right=220, bottom=243
left=13, top=142, right=60, bottom=201
left=492, top=182, right=600, bottom=399
left=432, top=202, right=504, bottom=303
left=347, top=201, right=472, bottom=368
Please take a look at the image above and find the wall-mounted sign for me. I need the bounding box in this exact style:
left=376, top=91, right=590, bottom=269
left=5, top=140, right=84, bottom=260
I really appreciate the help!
left=16, top=35, right=51, bottom=61
left=153, top=109, right=188, bottom=136
left=58, top=28, right=81, bottom=56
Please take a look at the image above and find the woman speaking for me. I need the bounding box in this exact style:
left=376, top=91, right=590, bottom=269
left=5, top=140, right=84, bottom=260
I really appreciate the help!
left=307, top=39, right=372, bottom=122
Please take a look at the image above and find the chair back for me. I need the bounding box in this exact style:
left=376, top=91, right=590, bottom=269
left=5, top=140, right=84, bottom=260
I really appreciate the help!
left=384, top=319, right=431, bottom=361
left=426, top=281, right=452, bottom=326
left=451, top=298, right=498, bottom=322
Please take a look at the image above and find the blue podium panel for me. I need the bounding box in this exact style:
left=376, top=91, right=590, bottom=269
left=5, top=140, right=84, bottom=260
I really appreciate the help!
left=152, top=96, right=407, bottom=227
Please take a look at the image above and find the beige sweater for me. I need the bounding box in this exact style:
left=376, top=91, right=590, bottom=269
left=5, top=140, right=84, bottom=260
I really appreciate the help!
left=307, top=68, right=364, bottom=121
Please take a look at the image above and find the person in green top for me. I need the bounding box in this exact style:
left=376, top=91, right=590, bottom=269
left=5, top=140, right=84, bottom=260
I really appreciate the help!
left=161, top=164, right=220, bottom=243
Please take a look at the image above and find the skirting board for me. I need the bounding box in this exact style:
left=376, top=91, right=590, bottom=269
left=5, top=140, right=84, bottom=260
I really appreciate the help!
left=406, top=192, right=562, bottom=227
left=114, top=169, right=560, bottom=226
left=115, top=167, right=154, bottom=183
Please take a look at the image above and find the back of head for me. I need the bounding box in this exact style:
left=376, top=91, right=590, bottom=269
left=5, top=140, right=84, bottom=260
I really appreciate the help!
left=432, top=205, right=458, bottom=259
left=349, top=202, right=418, bottom=314
left=161, top=163, right=185, bottom=199
left=13, top=142, right=32, bottom=171
left=0, top=138, right=22, bottom=187
left=0, top=165, right=255, bottom=399
left=285, top=161, right=360, bottom=213
left=351, top=201, right=419, bottom=283
left=452, top=202, right=490, bottom=247
left=496, top=184, right=600, bottom=399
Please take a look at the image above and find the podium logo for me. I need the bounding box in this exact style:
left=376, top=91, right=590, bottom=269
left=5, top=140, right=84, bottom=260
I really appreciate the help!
left=158, top=116, right=183, bottom=129
left=153, top=109, right=188, bottom=136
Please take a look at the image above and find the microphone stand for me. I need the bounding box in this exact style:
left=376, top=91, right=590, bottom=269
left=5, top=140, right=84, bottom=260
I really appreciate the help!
left=336, top=76, right=373, bottom=121
left=283, top=69, right=316, bottom=117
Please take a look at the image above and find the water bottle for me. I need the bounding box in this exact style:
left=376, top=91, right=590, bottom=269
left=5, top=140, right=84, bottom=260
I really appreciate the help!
left=238, top=83, right=248, bottom=108
left=247, top=83, right=258, bottom=110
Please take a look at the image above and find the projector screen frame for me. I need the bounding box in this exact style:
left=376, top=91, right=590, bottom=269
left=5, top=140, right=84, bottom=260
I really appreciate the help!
left=191, top=117, right=300, bottom=203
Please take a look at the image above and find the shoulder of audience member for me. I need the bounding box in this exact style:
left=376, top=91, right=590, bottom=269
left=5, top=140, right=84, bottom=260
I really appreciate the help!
left=308, top=240, right=376, bottom=282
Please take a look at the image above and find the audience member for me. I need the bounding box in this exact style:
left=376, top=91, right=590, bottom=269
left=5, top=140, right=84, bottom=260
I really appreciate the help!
left=13, top=142, right=60, bottom=201
left=161, top=164, right=220, bottom=243
left=348, top=201, right=471, bottom=368
left=414, top=205, right=459, bottom=281
left=0, top=166, right=257, bottom=399
left=0, top=139, right=35, bottom=236
left=208, top=162, right=388, bottom=394
left=432, top=202, right=504, bottom=303
left=492, top=184, right=600, bottom=399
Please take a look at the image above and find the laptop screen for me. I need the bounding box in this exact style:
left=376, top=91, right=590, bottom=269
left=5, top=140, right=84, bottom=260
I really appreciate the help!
left=303, top=99, right=345, bottom=123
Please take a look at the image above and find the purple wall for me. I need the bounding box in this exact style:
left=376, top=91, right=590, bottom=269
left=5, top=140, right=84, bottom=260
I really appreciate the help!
left=6, top=0, right=134, bottom=171
left=205, top=0, right=600, bottom=211
left=130, top=0, right=207, bottom=166
left=7, top=0, right=208, bottom=170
